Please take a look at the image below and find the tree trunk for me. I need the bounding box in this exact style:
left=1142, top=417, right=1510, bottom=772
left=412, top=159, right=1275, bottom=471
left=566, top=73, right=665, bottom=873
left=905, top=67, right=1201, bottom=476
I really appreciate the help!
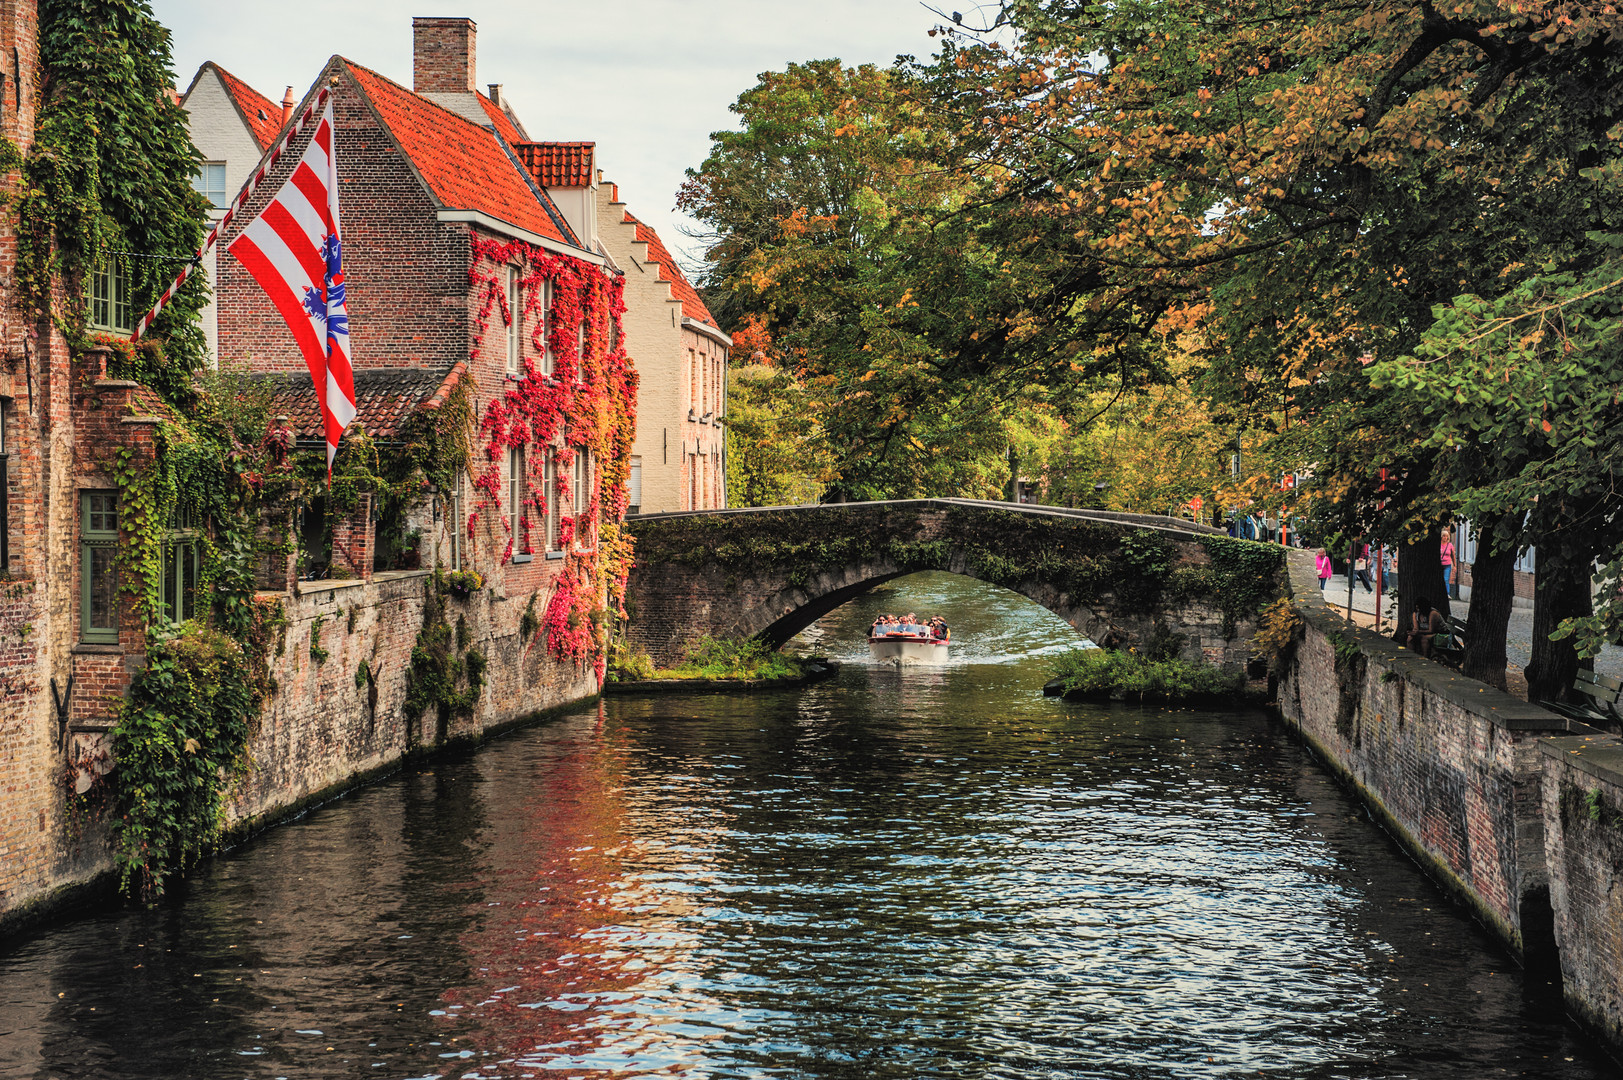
left=1461, top=515, right=1515, bottom=691
left=1525, top=548, right=1593, bottom=706
left=1393, top=529, right=1450, bottom=645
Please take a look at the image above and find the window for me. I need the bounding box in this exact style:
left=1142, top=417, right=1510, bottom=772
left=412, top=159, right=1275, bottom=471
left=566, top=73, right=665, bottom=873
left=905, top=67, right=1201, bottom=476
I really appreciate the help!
left=161, top=507, right=200, bottom=624
left=627, top=456, right=642, bottom=516
left=540, top=278, right=554, bottom=376
left=80, top=492, right=120, bottom=643
left=505, top=267, right=521, bottom=375
left=87, top=259, right=132, bottom=335
left=543, top=453, right=559, bottom=551
left=689, top=349, right=698, bottom=411
left=450, top=470, right=464, bottom=571
left=505, top=446, right=523, bottom=535
left=193, top=162, right=228, bottom=208
left=0, top=401, right=8, bottom=574
left=573, top=451, right=590, bottom=520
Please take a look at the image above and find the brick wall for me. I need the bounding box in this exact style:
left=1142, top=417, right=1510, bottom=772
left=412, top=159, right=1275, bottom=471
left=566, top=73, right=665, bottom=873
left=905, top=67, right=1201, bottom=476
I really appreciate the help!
left=1276, top=549, right=1577, bottom=965
left=412, top=17, right=476, bottom=95
left=1539, top=736, right=1623, bottom=1058
left=215, top=66, right=472, bottom=375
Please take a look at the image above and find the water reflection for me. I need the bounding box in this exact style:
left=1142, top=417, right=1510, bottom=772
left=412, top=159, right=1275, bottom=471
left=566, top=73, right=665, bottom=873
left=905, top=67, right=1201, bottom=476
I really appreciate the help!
left=0, top=572, right=1613, bottom=1079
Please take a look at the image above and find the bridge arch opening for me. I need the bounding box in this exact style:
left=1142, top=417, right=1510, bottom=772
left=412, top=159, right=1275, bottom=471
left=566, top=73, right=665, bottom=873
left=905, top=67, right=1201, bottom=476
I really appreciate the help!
left=780, top=570, right=1092, bottom=662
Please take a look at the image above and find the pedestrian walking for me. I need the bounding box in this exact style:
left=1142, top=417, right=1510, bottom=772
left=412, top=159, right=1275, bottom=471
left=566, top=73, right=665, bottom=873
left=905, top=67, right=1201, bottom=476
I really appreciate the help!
left=1316, top=548, right=1333, bottom=591
left=1440, top=532, right=1457, bottom=597
left=1353, top=542, right=1374, bottom=592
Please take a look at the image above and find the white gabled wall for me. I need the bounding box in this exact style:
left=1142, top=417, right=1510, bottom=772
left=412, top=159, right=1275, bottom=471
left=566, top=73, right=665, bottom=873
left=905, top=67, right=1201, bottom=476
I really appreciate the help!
left=182, top=66, right=272, bottom=369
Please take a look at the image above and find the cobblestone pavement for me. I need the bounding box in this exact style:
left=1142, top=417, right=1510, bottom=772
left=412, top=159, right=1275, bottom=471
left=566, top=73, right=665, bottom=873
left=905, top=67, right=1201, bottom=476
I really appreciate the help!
left=1314, top=573, right=1623, bottom=681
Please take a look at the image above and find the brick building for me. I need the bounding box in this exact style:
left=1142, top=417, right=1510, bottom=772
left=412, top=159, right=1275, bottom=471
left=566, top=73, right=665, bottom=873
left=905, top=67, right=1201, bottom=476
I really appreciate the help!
left=0, top=14, right=641, bottom=930
left=178, top=61, right=293, bottom=367
left=597, top=181, right=730, bottom=513
left=0, top=0, right=171, bottom=927
left=503, top=142, right=732, bottom=514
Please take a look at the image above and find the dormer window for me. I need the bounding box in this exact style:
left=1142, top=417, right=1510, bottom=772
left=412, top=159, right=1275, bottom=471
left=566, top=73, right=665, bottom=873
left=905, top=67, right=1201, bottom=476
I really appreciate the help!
left=193, top=162, right=228, bottom=209
left=87, top=258, right=132, bottom=335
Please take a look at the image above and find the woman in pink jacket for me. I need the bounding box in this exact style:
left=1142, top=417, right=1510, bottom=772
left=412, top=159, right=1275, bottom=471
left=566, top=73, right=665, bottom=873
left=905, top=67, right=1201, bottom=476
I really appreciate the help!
left=1316, top=549, right=1333, bottom=591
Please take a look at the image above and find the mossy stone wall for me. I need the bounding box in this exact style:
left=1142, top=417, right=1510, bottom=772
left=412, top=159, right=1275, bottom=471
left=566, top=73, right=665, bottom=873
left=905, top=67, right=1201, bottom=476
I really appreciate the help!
left=625, top=499, right=1284, bottom=669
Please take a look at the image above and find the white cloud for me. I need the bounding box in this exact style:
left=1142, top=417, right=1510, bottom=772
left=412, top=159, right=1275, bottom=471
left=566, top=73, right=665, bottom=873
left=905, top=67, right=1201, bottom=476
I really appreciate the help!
left=156, top=0, right=944, bottom=267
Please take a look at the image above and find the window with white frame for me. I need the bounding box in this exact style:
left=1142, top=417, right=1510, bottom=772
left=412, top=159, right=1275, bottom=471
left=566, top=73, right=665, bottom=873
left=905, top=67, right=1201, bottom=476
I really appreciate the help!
left=540, top=278, right=554, bottom=376
left=543, top=452, right=559, bottom=551
left=505, top=446, right=523, bottom=533
left=193, top=162, right=228, bottom=209
left=627, top=456, right=642, bottom=516
left=506, top=266, right=521, bottom=375
left=87, top=259, right=132, bottom=335
left=576, top=294, right=587, bottom=376
left=573, top=451, right=589, bottom=520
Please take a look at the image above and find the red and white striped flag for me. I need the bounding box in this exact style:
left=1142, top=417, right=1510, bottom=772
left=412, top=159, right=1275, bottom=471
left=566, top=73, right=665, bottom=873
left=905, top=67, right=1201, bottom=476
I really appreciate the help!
left=228, top=99, right=357, bottom=473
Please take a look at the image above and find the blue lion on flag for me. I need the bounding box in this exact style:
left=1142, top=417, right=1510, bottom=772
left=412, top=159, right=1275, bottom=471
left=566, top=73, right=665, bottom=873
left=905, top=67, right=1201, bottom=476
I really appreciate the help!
left=300, top=233, right=349, bottom=341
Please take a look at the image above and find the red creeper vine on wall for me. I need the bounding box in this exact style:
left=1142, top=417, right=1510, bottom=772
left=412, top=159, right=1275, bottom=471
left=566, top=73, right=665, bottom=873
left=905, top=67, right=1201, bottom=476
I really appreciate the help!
left=467, top=237, right=638, bottom=679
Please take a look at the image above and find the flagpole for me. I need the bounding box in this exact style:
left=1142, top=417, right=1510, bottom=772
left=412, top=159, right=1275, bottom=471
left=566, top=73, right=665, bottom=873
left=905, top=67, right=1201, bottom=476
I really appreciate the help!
left=131, top=86, right=333, bottom=341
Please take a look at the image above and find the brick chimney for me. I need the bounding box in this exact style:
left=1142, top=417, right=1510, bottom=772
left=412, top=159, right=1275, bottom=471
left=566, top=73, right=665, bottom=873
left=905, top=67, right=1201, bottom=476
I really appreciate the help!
left=413, top=17, right=476, bottom=94
left=281, top=86, right=294, bottom=124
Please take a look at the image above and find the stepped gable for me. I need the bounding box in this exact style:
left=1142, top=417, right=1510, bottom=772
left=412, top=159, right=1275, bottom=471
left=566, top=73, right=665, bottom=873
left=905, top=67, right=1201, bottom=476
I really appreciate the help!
left=343, top=60, right=575, bottom=247
left=622, top=211, right=718, bottom=329
left=514, top=141, right=594, bottom=188
left=257, top=364, right=464, bottom=441
left=210, top=63, right=284, bottom=151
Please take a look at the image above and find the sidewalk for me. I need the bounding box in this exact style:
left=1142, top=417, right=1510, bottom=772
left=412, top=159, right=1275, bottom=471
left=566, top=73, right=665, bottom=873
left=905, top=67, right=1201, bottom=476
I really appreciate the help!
left=1313, top=572, right=1623, bottom=684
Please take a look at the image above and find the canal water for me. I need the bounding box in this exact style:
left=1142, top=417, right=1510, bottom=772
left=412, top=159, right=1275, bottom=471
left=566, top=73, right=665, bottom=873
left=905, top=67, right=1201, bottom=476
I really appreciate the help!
left=1, top=572, right=1615, bottom=1079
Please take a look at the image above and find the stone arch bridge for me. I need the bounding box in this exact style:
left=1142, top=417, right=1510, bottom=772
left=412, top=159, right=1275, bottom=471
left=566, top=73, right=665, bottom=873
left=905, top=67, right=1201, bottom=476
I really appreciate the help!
left=623, top=499, right=1285, bottom=671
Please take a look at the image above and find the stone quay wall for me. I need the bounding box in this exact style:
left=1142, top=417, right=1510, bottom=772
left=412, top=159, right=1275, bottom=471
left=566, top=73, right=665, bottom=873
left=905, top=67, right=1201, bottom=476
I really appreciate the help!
left=1539, top=735, right=1623, bottom=1056
left=1278, top=548, right=1623, bottom=1062
left=1277, top=549, right=1578, bottom=964
left=0, top=568, right=599, bottom=936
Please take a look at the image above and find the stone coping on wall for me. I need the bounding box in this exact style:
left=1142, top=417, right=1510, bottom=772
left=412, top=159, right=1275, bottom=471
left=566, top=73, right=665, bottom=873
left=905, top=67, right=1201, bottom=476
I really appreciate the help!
left=295, top=578, right=368, bottom=596
left=628, top=498, right=1223, bottom=538
left=1286, top=548, right=1576, bottom=733
left=1543, top=735, right=1623, bottom=788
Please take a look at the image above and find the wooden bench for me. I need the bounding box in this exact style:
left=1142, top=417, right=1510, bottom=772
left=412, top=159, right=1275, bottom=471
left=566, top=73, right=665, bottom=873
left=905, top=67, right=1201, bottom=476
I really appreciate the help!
left=1541, top=669, right=1623, bottom=728
left=1431, top=615, right=1468, bottom=667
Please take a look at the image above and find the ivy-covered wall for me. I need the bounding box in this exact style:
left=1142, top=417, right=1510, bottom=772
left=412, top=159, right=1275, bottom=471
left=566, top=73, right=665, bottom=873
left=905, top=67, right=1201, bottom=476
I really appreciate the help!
left=625, top=500, right=1284, bottom=669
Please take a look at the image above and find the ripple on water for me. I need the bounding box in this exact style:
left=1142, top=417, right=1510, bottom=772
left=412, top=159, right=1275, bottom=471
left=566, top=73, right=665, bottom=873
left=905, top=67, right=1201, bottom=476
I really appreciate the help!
left=0, top=571, right=1612, bottom=1079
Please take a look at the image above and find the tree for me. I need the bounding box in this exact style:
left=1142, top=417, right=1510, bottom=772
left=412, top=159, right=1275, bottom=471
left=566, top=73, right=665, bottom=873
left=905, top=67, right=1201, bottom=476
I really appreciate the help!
left=684, top=58, right=1156, bottom=499
left=936, top=0, right=1623, bottom=691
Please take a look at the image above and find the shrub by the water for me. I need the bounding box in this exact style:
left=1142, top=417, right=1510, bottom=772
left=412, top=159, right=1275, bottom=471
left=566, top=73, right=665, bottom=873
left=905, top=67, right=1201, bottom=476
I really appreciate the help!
left=657, top=635, right=805, bottom=682
left=1050, top=647, right=1244, bottom=704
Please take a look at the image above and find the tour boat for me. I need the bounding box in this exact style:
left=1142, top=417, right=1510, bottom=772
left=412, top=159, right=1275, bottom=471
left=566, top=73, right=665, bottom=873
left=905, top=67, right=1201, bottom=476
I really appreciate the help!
left=867, top=627, right=949, bottom=664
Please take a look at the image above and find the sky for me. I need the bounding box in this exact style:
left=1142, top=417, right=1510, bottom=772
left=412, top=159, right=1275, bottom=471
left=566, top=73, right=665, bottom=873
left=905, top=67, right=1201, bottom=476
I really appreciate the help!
left=155, top=0, right=949, bottom=267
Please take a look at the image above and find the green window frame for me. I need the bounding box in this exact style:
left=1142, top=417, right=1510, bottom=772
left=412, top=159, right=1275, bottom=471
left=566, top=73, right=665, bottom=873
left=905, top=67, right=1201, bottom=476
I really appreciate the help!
left=80, top=491, right=120, bottom=644
left=161, top=507, right=200, bottom=624
left=87, top=259, right=132, bottom=335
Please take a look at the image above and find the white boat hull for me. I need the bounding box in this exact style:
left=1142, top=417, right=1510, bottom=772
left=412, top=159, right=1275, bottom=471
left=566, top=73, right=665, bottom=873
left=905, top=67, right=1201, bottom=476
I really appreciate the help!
left=868, top=637, right=949, bottom=664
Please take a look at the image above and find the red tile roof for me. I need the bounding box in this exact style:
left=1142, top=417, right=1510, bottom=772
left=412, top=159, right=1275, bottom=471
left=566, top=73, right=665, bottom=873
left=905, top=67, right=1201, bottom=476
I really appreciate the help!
left=514, top=142, right=595, bottom=188
left=344, top=60, right=572, bottom=246
left=211, top=63, right=284, bottom=151
left=624, top=212, right=718, bottom=329
left=477, top=94, right=526, bottom=146
left=258, top=366, right=464, bottom=441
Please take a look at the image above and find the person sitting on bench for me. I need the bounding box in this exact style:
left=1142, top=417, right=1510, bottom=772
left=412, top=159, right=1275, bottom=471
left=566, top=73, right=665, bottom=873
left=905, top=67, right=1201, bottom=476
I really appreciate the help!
left=1405, top=597, right=1444, bottom=657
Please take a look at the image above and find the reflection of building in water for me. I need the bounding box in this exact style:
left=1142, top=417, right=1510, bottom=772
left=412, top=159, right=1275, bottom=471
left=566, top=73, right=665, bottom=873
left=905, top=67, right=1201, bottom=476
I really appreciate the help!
left=439, top=705, right=741, bottom=1072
